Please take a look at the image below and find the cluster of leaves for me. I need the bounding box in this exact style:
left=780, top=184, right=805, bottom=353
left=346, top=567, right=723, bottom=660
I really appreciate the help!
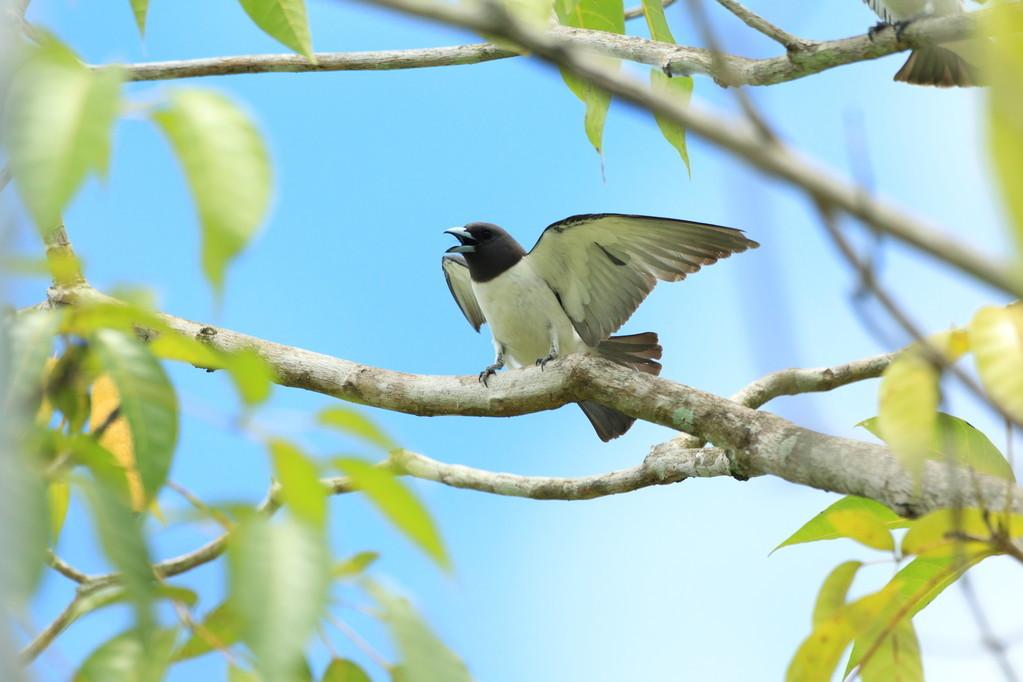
left=775, top=341, right=1022, bottom=680
left=779, top=493, right=1022, bottom=680
left=3, top=298, right=473, bottom=681
left=4, top=32, right=270, bottom=294
left=873, top=312, right=1021, bottom=478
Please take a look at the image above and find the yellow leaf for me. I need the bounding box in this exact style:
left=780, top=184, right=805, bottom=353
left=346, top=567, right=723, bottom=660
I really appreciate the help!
left=970, top=304, right=1023, bottom=422
left=921, top=328, right=970, bottom=362
left=787, top=592, right=889, bottom=682
left=878, top=352, right=939, bottom=478
left=47, top=480, right=71, bottom=542
left=902, top=508, right=1023, bottom=557
left=812, top=561, right=862, bottom=626
left=35, top=357, right=58, bottom=424
left=827, top=510, right=895, bottom=552
left=858, top=619, right=923, bottom=682
left=89, top=374, right=144, bottom=512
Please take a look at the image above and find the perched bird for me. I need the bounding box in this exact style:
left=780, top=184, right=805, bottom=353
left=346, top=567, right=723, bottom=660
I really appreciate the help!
left=863, top=0, right=982, bottom=87
left=442, top=214, right=758, bottom=441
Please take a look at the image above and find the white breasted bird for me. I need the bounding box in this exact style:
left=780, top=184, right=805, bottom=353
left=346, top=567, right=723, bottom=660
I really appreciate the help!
left=863, top=0, right=981, bottom=86
left=442, top=214, right=758, bottom=441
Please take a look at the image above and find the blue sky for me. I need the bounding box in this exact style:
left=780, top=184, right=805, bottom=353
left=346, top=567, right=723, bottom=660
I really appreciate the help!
left=7, top=1, right=1022, bottom=680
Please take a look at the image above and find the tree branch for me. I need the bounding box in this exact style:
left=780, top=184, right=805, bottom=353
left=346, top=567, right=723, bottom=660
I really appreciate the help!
left=46, top=551, right=91, bottom=584
left=713, top=0, right=810, bottom=51
left=107, top=10, right=996, bottom=88
left=624, top=0, right=677, bottom=21
left=348, top=0, right=1021, bottom=298
left=45, top=285, right=1023, bottom=518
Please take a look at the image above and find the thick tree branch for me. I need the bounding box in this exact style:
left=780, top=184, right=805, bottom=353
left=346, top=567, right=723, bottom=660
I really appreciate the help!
left=352, top=0, right=1022, bottom=298
left=109, top=10, right=995, bottom=88
left=45, top=285, right=1023, bottom=517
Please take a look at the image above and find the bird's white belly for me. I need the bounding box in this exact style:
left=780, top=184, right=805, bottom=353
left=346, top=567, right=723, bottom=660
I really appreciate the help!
left=875, top=0, right=957, bottom=19
left=472, top=261, right=586, bottom=367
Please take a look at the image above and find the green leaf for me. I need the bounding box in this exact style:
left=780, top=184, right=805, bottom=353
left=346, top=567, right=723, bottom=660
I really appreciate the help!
left=0, top=442, right=50, bottom=608
left=130, top=0, right=149, bottom=35
left=319, top=407, right=396, bottom=450
left=843, top=552, right=991, bottom=675
left=650, top=71, right=692, bottom=173
left=151, top=89, right=272, bottom=293
left=47, top=344, right=93, bottom=434
left=902, top=508, right=1023, bottom=557
left=173, top=601, right=241, bottom=661
left=368, top=583, right=473, bottom=682
left=5, top=310, right=60, bottom=418
left=228, top=515, right=330, bottom=682
left=877, top=351, right=939, bottom=478
left=92, top=328, right=178, bottom=503
left=860, top=412, right=1015, bottom=482
left=774, top=496, right=907, bottom=552
left=323, top=659, right=372, bottom=682
left=238, top=0, right=315, bottom=61
left=334, top=457, right=449, bottom=570
left=228, top=666, right=261, bottom=682
left=4, top=36, right=123, bottom=233
left=981, top=3, right=1023, bottom=255
left=74, top=627, right=177, bottom=682
left=333, top=550, right=380, bottom=580
left=80, top=475, right=157, bottom=638
left=812, top=561, right=862, bottom=627
left=826, top=509, right=895, bottom=552
left=787, top=590, right=889, bottom=682
left=641, top=0, right=692, bottom=173
left=970, top=304, right=1023, bottom=423
left=269, top=440, right=327, bottom=527
left=554, top=0, right=624, bottom=155
left=224, top=349, right=274, bottom=406
left=48, top=480, right=71, bottom=543
left=856, top=619, right=923, bottom=682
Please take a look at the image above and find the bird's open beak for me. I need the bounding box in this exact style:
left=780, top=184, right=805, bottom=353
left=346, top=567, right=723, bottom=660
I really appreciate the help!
left=444, top=226, right=477, bottom=254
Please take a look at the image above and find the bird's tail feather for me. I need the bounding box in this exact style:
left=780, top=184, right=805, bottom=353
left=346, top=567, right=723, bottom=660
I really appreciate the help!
left=577, top=332, right=664, bottom=441
left=596, top=331, right=663, bottom=375
left=895, top=46, right=981, bottom=87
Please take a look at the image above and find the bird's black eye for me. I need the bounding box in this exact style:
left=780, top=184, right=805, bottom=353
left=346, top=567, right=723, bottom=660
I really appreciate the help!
left=479, top=229, right=493, bottom=240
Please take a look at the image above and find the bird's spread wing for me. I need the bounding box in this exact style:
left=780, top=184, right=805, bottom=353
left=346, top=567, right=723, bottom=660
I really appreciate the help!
left=442, top=254, right=486, bottom=332
left=526, top=214, right=758, bottom=346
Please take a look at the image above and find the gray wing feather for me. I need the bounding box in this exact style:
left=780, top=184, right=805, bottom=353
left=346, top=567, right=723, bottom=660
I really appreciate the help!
left=527, top=214, right=758, bottom=346
left=442, top=254, right=486, bottom=332
left=863, top=0, right=895, bottom=23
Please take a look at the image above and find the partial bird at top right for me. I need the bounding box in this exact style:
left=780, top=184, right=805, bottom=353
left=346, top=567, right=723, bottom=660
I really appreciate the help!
left=863, top=0, right=983, bottom=87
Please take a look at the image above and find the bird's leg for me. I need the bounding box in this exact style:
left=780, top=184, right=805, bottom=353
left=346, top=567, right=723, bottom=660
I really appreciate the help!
left=479, top=346, right=505, bottom=387
left=536, top=326, right=559, bottom=370
left=867, top=20, right=890, bottom=41
left=893, top=19, right=914, bottom=41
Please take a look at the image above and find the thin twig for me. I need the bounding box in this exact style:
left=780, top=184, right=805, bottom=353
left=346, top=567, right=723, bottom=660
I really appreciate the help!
left=325, top=613, right=392, bottom=671
left=94, top=10, right=1001, bottom=89
left=714, top=0, right=809, bottom=51
left=46, top=551, right=92, bottom=584
left=624, top=0, right=677, bottom=20
left=19, top=586, right=93, bottom=661
left=958, top=572, right=1020, bottom=682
